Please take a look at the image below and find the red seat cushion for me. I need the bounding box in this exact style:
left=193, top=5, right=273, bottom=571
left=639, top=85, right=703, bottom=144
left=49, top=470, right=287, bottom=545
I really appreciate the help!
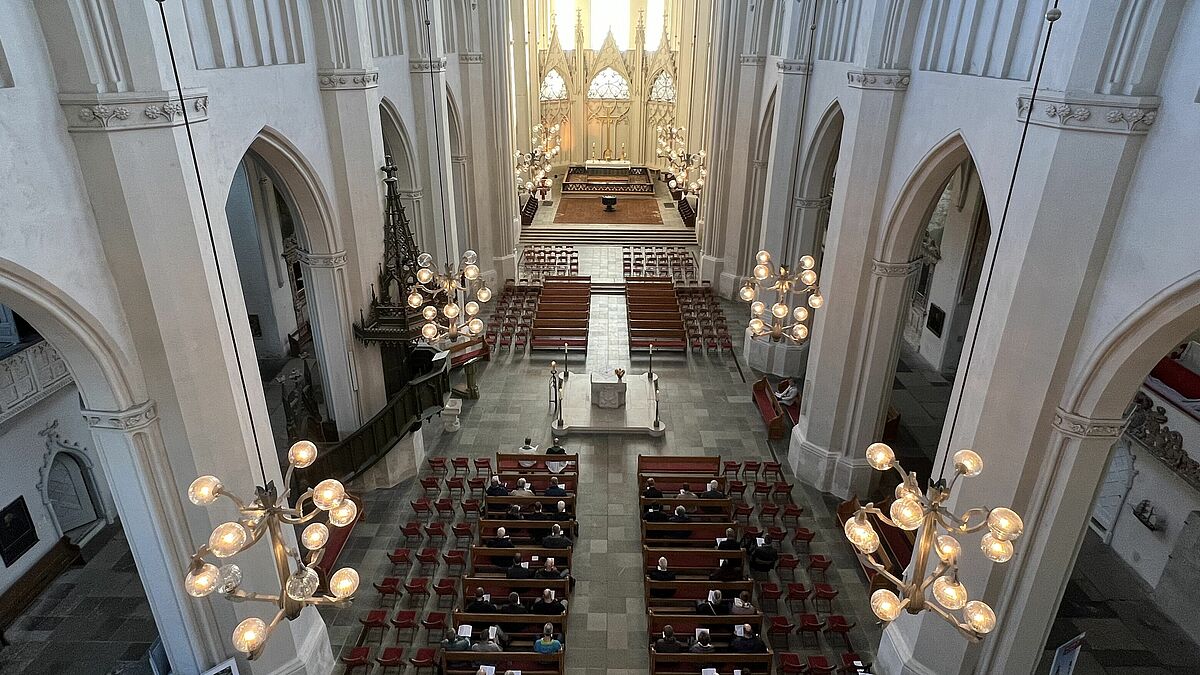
left=1152, top=356, right=1200, bottom=398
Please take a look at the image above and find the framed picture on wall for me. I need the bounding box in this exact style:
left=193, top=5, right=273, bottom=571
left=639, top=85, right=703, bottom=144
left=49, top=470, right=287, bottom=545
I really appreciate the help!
left=0, top=496, right=38, bottom=567
left=926, top=304, right=946, bottom=338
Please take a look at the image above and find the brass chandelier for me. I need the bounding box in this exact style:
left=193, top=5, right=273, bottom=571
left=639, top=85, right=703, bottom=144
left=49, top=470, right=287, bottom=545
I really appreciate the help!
left=738, top=249, right=824, bottom=342
left=515, top=123, right=561, bottom=196
left=183, top=441, right=361, bottom=659
left=844, top=443, right=1023, bottom=641
left=407, top=249, right=492, bottom=343
left=656, top=124, right=707, bottom=195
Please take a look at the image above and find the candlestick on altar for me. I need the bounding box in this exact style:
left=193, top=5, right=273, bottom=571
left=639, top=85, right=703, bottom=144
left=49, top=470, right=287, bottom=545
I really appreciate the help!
left=562, top=343, right=570, bottom=381
left=648, top=344, right=654, bottom=379
left=548, top=360, right=559, bottom=407
left=556, top=384, right=565, bottom=427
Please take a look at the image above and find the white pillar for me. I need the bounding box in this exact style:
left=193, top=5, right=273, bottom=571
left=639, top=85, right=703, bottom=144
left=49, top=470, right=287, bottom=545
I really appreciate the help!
left=296, top=251, right=361, bottom=436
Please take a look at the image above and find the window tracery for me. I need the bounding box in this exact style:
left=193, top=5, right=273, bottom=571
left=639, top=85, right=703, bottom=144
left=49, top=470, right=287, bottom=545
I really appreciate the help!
left=587, top=67, right=630, bottom=100
left=539, top=70, right=568, bottom=101
left=649, top=71, right=677, bottom=102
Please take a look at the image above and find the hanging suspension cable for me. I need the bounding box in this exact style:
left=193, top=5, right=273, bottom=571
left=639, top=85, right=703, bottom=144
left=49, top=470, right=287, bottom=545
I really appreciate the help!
left=155, top=0, right=269, bottom=486
left=936, top=2, right=1062, bottom=482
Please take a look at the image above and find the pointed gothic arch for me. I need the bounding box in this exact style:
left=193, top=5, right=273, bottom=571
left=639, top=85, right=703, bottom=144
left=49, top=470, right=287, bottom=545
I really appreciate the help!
left=379, top=97, right=420, bottom=191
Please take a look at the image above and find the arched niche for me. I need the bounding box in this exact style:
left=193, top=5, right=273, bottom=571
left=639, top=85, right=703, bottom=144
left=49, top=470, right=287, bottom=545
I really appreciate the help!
left=37, top=420, right=112, bottom=545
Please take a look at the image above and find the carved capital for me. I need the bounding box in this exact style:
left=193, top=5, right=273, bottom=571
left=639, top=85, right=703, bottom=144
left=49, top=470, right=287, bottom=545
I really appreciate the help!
left=777, top=59, right=811, bottom=76
left=739, top=54, right=766, bottom=67
left=1051, top=407, right=1127, bottom=439
left=61, top=89, right=210, bottom=133
left=847, top=69, right=910, bottom=91
left=297, top=249, right=348, bottom=268
left=318, top=68, right=380, bottom=91
left=410, top=58, right=448, bottom=73
left=397, top=189, right=424, bottom=201
left=871, top=258, right=922, bottom=277
left=461, top=52, right=484, bottom=64
left=1015, top=89, right=1159, bottom=136
left=82, top=400, right=158, bottom=431
left=794, top=195, right=832, bottom=210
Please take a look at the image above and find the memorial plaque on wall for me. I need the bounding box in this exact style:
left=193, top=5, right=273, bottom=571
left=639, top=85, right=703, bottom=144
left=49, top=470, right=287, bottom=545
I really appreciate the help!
left=926, top=304, right=946, bottom=338
left=0, top=496, right=38, bottom=567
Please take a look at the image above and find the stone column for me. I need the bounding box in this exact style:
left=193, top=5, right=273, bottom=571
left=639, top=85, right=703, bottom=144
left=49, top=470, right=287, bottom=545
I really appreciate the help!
left=409, top=46, right=460, bottom=265
left=296, top=250, right=361, bottom=436
left=756, top=60, right=810, bottom=257
left=789, top=195, right=831, bottom=267
left=788, top=69, right=910, bottom=498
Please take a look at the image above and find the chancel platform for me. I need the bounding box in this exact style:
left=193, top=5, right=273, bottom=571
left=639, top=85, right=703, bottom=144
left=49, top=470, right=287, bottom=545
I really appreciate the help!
left=552, top=370, right=664, bottom=437
left=562, top=163, right=654, bottom=194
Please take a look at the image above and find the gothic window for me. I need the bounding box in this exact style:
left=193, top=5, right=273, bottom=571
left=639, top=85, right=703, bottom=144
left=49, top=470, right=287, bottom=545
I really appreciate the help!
left=587, top=67, right=630, bottom=100
left=539, top=70, right=568, bottom=101
left=649, top=71, right=677, bottom=102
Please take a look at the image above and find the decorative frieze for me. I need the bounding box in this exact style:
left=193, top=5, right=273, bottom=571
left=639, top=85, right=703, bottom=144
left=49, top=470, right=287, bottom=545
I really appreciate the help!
left=410, top=58, right=448, bottom=73
left=318, top=68, right=380, bottom=91
left=777, top=60, right=811, bottom=76
left=846, top=69, right=911, bottom=91
left=0, top=340, right=73, bottom=426
left=461, top=52, right=484, bottom=64
left=298, top=250, right=349, bottom=268
left=794, top=196, right=832, bottom=210
left=82, top=400, right=158, bottom=432
left=739, top=55, right=767, bottom=67
left=871, top=259, right=923, bottom=277
left=1015, top=89, right=1160, bottom=135
left=61, top=89, right=210, bottom=133
left=1052, top=407, right=1127, bottom=439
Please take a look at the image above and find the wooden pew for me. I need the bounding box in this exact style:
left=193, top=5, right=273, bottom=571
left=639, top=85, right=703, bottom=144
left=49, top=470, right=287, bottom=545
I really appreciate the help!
left=468, top=545, right=573, bottom=575
left=495, top=473, right=577, bottom=493
left=646, top=613, right=773, bottom=674
left=638, top=455, right=722, bottom=476
left=442, top=650, right=564, bottom=675
left=643, top=579, right=755, bottom=610
left=649, top=650, right=773, bottom=675
left=459, top=577, right=571, bottom=605
left=642, top=522, right=739, bottom=548
left=496, top=452, right=579, bottom=474
left=640, top=496, right=733, bottom=518
left=451, top=611, right=568, bottom=648
left=646, top=611, right=765, bottom=644
left=479, top=519, right=579, bottom=545
left=639, top=475, right=727, bottom=494
left=751, top=377, right=790, bottom=440
left=644, top=546, right=745, bottom=578
left=485, top=494, right=577, bottom=515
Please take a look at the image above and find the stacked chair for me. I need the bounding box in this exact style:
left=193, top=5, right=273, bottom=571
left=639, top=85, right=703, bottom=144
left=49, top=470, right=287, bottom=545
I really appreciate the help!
left=484, top=281, right=540, bottom=352
left=677, top=286, right=734, bottom=354
left=623, top=246, right=698, bottom=282
left=519, top=245, right=580, bottom=282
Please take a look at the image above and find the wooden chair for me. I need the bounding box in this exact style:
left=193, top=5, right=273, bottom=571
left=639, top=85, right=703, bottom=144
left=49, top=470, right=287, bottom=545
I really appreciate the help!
left=390, top=610, right=417, bottom=643
left=359, top=609, right=388, bottom=643
left=375, top=646, right=405, bottom=674
left=340, top=646, right=371, bottom=674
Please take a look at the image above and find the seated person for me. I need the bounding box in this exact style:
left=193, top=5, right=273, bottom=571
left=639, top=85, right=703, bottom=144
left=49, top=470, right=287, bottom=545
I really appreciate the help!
left=527, top=502, right=550, bottom=520
left=512, top=478, right=535, bottom=497
left=470, top=633, right=503, bottom=652
left=643, top=478, right=663, bottom=499
left=545, top=437, right=567, bottom=455
left=717, top=528, right=741, bottom=550
left=731, top=624, right=768, bottom=653
left=730, top=590, right=757, bottom=615
left=776, top=379, right=799, bottom=406
left=532, top=588, right=566, bottom=615
left=466, top=587, right=499, bottom=613
left=644, top=504, right=671, bottom=522
left=654, top=625, right=686, bottom=653
left=500, top=592, right=528, bottom=614
left=677, top=483, right=697, bottom=499
left=486, top=476, right=510, bottom=496
left=541, top=524, right=573, bottom=549
left=699, top=480, right=725, bottom=499
left=748, top=542, right=779, bottom=573
left=669, top=505, right=691, bottom=524
left=505, top=504, right=524, bottom=520
left=689, top=630, right=715, bottom=653
left=550, top=500, right=572, bottom=521
left=710, top=558, right=744, bottom=581
left=487, top=527, right=515, bottom=568
left=506, top=552, right=535, bottom=579
left=543, top=476, right=567, bottom=497
left=648, top=557, right=677, bottom=598
left=536, top=557, right=568, bottom=579
left=517, top=437, right=538, bottom=468
left=696, top=590, right=726, bottom=615
left=441, top=626, right=472, bottom=652
left=533, top=624, right=563, bottom=654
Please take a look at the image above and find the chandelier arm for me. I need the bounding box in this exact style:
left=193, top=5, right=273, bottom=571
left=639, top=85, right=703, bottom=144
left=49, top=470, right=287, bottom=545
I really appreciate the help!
left=214, top=488, right=249, bottom=511
left=923, top=601, right=981, bottom=642
left=224, top=589, right=283, bottom=605
left=943, top=507, right=991, bottom=532
left=858, top=556, right=907, bottom=590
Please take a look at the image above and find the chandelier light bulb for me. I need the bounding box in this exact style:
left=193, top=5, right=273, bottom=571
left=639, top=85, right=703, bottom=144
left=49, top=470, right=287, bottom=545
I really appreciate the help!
left=808, top=293, right=825, bottom=309
left=800, top=269, right=818, bottom=286
left=421, top=323, right=439, bottom=340
left=209, top=522, right=248, bottom=558
left=756, top=250, right=772, bottom=264
left=799, top=255, right=816, bottom=270
left=285, top=567, right=320, bottom=601
left=738, top=283, right=758, bottom=302
left=216, top=563, right=242, bottom=594
left=895, top=481, right=922, bottom=501
left=232, top=617, right=268, bottom=655
left=301, top=523, right=329, bottom=550
left=792, top=324, right=809, bottom=341
left=188, top=475, right=223, bottom=505
left=753, top=264, right=771, bottom=280
left=844, top=516, right=879, bottom=553
left=465, top=301, right=480, bottom=316
left=890, top=496, right=925, bottom=531
left=463, top=249, right=478, bottom=265
left=416, top=267, right=434, bottom=284
left=287, top=440, right=318, bottom=468
left=987, top=507, right=1024, bottom=541
left=443, top=302, right=461, bottom=319
left=477, top=286, right=492, bottom=303
left=328, top=499, right=358, bottom=527
left=463, top=264, right=480, bottom=280
left=312, top=479, right=346, bottom=511
left=964, top=600, right=997, bottom=634
left=793, top=306, right=809, bottom=322
left=936, top=535, right=961, bottom=563
left=750, top=301, right=765, bottom=316
left=468, top=318, right=485, bottom=335
left=407, top=291, right=424, bottom=308
left=980, top=532, right=1014, bottom=563
left=748, top=318, right=766, bottom=334
left=422, top=306, right=438, bottom=321
left=865, top=442, right=896, bottom=471
left=329, top=567, right=360, bottom=598
left=185, top=563, right=221, bottom=597
left=932, top=576, right=969, bottom=610
left=771, top=303, right=789, bottom=319
left=954, top=449, right=984, bottom=477
left=870, top=589, right=903, bottom=622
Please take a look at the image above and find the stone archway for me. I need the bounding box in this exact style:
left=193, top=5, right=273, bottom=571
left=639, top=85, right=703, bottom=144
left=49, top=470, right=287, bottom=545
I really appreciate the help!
left=380, top=97, right=432, bottom=252
left=791, top=100, right=843, bottom=272
left=446, top=88, right=473, bottom=255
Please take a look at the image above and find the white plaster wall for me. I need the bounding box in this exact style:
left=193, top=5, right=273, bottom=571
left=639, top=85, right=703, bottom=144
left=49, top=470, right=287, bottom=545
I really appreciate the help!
left=0, top=384, right=115, bottom=594
left=226, top=162, right=288, bottom=358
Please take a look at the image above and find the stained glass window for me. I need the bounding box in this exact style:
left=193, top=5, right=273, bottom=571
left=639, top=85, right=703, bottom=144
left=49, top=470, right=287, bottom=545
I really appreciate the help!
left=587, top=67, right=630, bottom=99
left=649, top=71, right=676, bottom=102
left=539, top=70, right=568, bottom=101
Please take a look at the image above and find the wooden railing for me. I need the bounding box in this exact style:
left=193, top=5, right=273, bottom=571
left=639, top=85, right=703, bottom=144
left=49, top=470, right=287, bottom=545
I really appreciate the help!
left=292, top=354, right=450, bottom=496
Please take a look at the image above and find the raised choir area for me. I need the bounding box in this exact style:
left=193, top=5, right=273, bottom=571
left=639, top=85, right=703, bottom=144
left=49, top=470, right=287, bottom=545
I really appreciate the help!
left=639, top=456, right=870, bottom=675
left=336, top=447, right=577, bottom=675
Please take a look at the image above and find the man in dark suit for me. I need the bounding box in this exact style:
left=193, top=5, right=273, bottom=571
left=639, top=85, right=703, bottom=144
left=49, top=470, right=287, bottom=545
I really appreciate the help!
left=465, top=587, right=498, bottom=613
left=731, top=624, right=768, bottom=653
left=550, top=500, right=572, bottom=521
left=648, top=556, right=677, bottom=598
left=541, top=524, right=573, bottom=549
left=717, top=527, right=741, bottom=550
left=527, top=502, right=550, bottom=520
left=546, top=437, right=567, bottom=455
left=543, top=476, right=567, bottom=497
left=500, top=592, right=528, bottom=614
left=654, top=625, right=686, bottom=653
left=486, top=476, right=510, bottom=496
left=669, top=506, right=691, bottom=523
left=506, top=552, right=535, bottom=579
left=748, top=541, right=779, bottom=573
left=487, top=526, right=515, bottom=568
left=643, top=478, right=663, bottom=499
left=710, top=558, right=744, bottom=581
left=699, top=480, right=725, bottom=499
left=696, top=590, right=727, bottom=615
left=644, top=504, right=671, bottom=522
left=532, top=588, right=566, bottom=615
